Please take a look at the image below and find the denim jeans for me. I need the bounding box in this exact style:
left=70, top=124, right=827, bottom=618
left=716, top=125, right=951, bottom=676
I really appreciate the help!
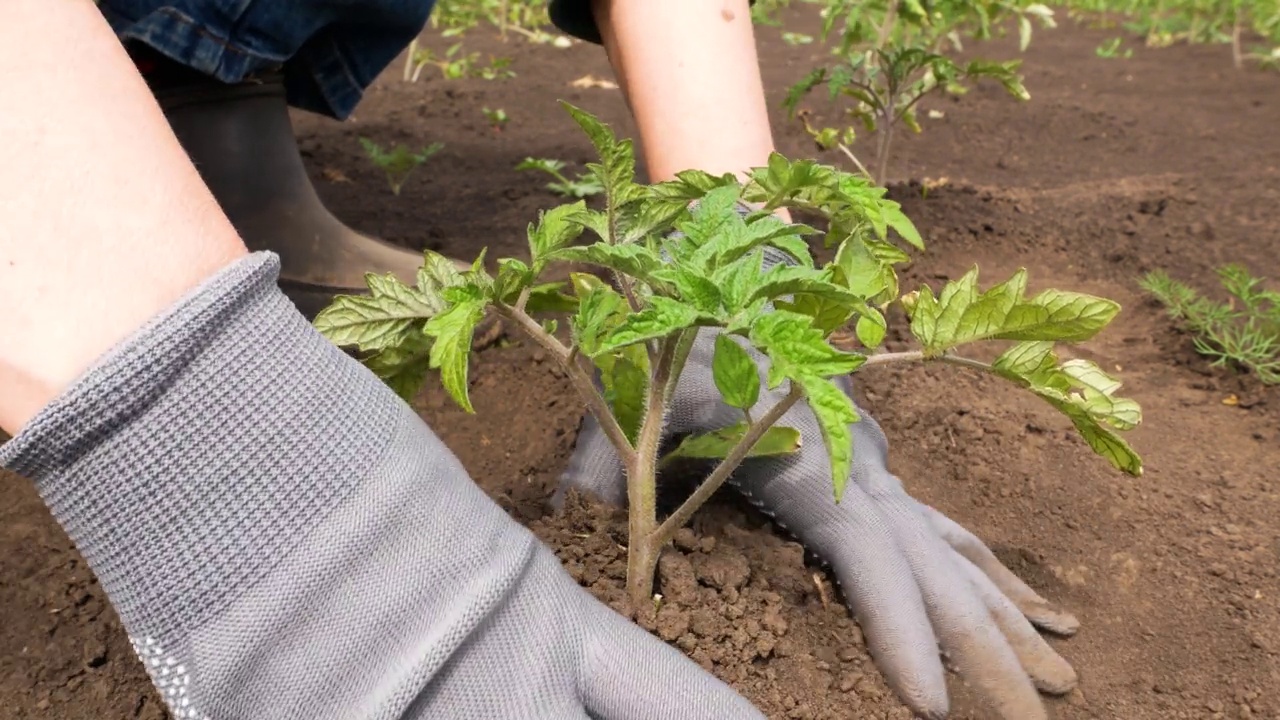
left=100, top=0, right=595, bottom=120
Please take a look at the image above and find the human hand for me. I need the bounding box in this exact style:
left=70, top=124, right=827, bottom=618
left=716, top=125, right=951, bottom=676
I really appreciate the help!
left=1, top=254, right=764, bottom=720
left=556, top=328, right=1079, bottom=720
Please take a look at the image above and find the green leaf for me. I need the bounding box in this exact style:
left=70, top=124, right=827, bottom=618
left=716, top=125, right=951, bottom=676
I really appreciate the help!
left=672, top=266, right=723, bottom=315
left=362, top=332, right=434, bottom=401
left=547, top=243, right=663, bottom=285
left=418, top=250, right=465, bottom=296
left=749, top=311, right=867, bottom=385
left=560, top=103, right=643, bottom=232
left=909, top=269, right=1121, bottom=354
left=663, top=423, right=802, bottom=461
left=712, top=335, right=761, bottom=410
left=424, top=298, right=488, bottom=413
left=774, top=294, right=857, bottom=334
left=315, top=272, right=441, bottom=352
left=795, top=375, right=860, bottom=502
left=855, top=308, right=887, bottom=349
left=528, top=201, right=587, bottom=264
left=752, top=265, right=860, bottom=306
left=573, top=283, right=628, bottom=355
left=992, top=342, right=1143, bottom=476
left=595, top=296, right=709, bottom=355
left=713, top=251, right=766, bottom=314
left=599, top=350, right=648, bottom=444
left=994, top=289, right=1121, bottom=342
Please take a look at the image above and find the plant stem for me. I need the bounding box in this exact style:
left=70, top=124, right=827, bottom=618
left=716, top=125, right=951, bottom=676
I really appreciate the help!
left=495, top=304, right=637, bottom=468
left=403, top=40, right=418, bottom=82
left=835, top=141, right=874, bottom=180
left=875, top=0, right=900, bottom=52
left=625, top=336, right=679, bottom=607
left=862, top=349, right=994, bottom=374
left=652, top=385, right=804, bottom=545
left=875, top=108, right=895, bottom=186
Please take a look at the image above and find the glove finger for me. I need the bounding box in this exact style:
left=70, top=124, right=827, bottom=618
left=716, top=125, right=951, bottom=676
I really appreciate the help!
left=867, top=484, right=1048, bottom=720
left=579, top=603, right=767, bottom=720
left=953, top=550, right=1078, bottom=694
left=818, top=482, right=951, bottom=720
left=915, top=501, right=1079, bottom=636
left=552, top=412, right=628, bottom=509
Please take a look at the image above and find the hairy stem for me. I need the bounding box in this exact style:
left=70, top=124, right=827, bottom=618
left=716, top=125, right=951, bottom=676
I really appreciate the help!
left=835, top=141, right=874, bottom=180
left=495, top=304, right=637, bottom=468
left=626, top=336, right=680, bottom=606
left=875, top=107, right=895, bottom=186
left=862, top=349, right=994, bottom=374
left=651, top=385, right=804, bottom=546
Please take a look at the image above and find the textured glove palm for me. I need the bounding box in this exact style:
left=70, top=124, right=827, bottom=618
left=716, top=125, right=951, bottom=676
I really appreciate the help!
left=0, top=254, right=765, bottom=720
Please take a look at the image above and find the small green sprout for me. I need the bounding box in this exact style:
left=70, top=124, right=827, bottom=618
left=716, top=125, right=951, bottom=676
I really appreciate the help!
left=483, top=107, right=510, bottom=132
left=515, top=157, right=605, bottom=198
left=359, top=138, right=444, bottom=196
left=1142, top=265, right=1280, bottom=384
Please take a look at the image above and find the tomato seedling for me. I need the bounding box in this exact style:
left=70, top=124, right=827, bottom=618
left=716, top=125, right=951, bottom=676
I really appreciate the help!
left=320, top=105, right=1142, bottom=607
left=359, top=138, right=444, bottom=196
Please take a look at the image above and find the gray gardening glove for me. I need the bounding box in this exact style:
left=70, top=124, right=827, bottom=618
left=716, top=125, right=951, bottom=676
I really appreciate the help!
left=0, top=253, right=764, bottom=720
left=556, top=329, right=1080, bottom=720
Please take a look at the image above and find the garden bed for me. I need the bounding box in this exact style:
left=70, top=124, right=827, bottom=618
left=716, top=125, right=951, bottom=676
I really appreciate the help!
left=2, top=11, right=1278, bottom=719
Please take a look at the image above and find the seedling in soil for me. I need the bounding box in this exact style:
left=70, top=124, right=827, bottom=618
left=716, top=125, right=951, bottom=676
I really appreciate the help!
left=403, top=41, right=516, bottom=82
left=1142, top=264, right=1280, bottom=383
left=359, top=138, right=444, bottom=196
left=785, top=0, right=1054, bottom=185
left=515, top=157, right=605, bottom=198
left=1096, top=36, right=1135, bottom=57
left=483, top=107, right=510, bottom=132
left=318, top=105, right=1142, bottom=608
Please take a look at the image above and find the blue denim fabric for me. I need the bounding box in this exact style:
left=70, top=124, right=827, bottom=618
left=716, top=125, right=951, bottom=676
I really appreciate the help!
left=100, top=0, right=599, bottom=120
left=99, top=0, right=439, bottom=119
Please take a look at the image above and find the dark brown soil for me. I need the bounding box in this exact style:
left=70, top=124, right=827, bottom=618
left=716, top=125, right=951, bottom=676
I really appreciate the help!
left=4, top=10, right=1279, bottom=720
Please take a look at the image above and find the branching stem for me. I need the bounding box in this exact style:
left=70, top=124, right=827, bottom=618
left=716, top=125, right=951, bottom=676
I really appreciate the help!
left=625, top=337, right=680, bottom=605
left=862, top=349, right=994, bottom=374
left=495, top=304, right=637, bottom=468
left=652, top=385, right=805, bottom=545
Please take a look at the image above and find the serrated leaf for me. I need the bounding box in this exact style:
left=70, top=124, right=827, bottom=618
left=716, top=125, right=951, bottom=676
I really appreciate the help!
left=522, top=282, right=579, bottom=314
left=749, top=311, right=867, bottom=385
left=796, top=375, right=860, bottom=501
left=751, top=265, right=860, bottom=306
left=573, top=283, right=627, bottom=355
left=315, top=273, right=440, bottom=352
left=855, top=308, right=887, bottom=348
left=992, top=342, right=1143, bottom=476
left=911, top=269, right=1120, bottom=354
left=714, top=251, right=767, bottom=314
left=775, top=294, right=857, bottom=334
left=529, top=201, right=587, bottom=263
left=664, top=423, right=802, bottom=462
left=418, top=250, right=465, bottom=296
left=594, top=296, right=709, bottom=355
left=713, top=335, right=761, bottom=410
left=548, top=243, right=663, bottom=284
left=995, top=289, right=1120, bottom=342
left=362, top=332, right=434, bottom=401
left=599, top=351, right=648, bottom=444
left=672, top=266, right=723, bottom=315
left=424, top=298, right=488, bottom=413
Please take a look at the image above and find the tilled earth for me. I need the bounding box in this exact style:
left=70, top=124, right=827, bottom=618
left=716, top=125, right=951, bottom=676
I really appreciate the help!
left=2, top=11, right=1278, bottom=720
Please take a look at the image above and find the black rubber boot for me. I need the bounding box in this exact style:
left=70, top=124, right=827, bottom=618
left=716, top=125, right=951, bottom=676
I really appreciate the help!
left=143, top=61, right=432, bottom=319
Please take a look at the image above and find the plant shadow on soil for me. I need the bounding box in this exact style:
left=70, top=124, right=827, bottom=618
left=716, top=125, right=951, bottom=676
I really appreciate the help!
left=3, top=10, right=1279, bottom=720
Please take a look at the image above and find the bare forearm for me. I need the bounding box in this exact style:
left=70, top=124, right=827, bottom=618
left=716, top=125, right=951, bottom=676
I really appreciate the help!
left=0, top=0, right=246, bottom=433
left=593, top=0, right=777, bottom=183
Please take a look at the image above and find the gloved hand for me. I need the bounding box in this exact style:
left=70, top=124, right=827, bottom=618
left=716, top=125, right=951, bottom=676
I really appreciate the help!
left=557, top=328, right=1080, bottom=720
left=0, top=253, right=764, bottom=720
